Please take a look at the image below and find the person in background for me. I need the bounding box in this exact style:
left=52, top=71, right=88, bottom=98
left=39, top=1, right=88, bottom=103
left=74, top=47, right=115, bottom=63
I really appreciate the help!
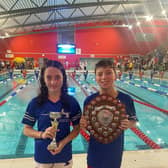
left=139, top=70, right=144, bottom=81
left=9, top=67, right=14, bottom=79
left=34, top=67, right=40, bottom=80
left=1, top=60, right=5, bottom=70
left=21, top=68, right=27, bottom=79
left=80, top=59, right=138, bottom=168
left=159, top=64, right=165, bottom=81
left=117, top=70, right=122, bottom=80
left=150, top=69, right=155, bottom=82
left=71, top=70, right=76, bottom=79
left=22, top=60, right=81, bottom=168
left=6, top=63, right=13, bottom=80
left=83, top=66, right=88, bottom=81
left=159, top=70, right=164, bottom=82
left=128, top=61, right=133, bottom=71
left=34, top=60, right=38, bottom=69
left=128, top=71, right=133, bottom=80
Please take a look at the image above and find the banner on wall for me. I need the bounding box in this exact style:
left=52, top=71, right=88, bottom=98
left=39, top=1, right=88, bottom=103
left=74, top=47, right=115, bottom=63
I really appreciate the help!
left=5, top=53, right=14, bottom=58
left=90, top=54, right=95, bottom=58
left=58, top=55, right=66, bottom=59
left=76, top=48, right=81, bottom=55
left=130, top=54, right=141, bottom=58
left=5, top=50, right=14, bottom=58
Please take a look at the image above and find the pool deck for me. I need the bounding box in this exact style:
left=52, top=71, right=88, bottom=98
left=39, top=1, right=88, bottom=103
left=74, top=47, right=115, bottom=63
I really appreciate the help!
left=0, top=149, right=167, bottom=168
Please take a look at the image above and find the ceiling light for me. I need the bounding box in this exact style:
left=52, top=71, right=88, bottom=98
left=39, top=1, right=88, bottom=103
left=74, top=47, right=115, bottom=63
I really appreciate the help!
left=136, top=22, right=141, bottom=26
left=145, top=16, right=153, bottom=21
left=0, top=36, right=5, bottom=39
left=162, top=10, right=166, bottom=15
left=5, top=32, right=9, bottom=36
left=128, top=25, right=132, bottom=29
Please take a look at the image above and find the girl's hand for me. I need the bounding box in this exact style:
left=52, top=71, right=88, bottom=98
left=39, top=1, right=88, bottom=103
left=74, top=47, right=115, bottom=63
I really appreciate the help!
left=42, top=127, right=56, bottom=139
left=80, top=116, right=87, bottom=129
left=49, top=141, right=65, bottom=155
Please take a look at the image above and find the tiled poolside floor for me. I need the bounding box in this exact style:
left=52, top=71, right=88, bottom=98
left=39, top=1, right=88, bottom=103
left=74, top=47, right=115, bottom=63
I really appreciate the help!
left=0, top=149, right=167, bottom=168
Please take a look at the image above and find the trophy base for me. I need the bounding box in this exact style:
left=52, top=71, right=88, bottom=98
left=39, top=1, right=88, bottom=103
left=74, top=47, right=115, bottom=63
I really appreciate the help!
left=47, top=143, right=57, bottom=151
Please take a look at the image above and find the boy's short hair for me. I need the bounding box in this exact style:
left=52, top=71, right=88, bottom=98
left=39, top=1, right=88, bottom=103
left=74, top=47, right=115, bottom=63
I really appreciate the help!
left=95, top=59, right=115, bottom=73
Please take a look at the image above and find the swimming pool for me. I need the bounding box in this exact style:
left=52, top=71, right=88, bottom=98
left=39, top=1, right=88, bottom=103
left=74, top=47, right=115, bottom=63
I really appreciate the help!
left=0, top=72, right=168, bottom=159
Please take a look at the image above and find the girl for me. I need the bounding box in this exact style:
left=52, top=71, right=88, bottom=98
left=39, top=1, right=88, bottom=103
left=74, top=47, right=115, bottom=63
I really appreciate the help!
left=22, top=60, right=81, bottom=168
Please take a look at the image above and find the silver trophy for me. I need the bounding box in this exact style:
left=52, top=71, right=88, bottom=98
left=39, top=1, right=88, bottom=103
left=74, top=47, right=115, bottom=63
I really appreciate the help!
left=47, top=112, right=61, bottom=151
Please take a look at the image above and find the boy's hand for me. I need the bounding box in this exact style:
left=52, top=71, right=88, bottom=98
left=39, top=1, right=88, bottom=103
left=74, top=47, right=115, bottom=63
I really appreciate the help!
left=80, top=116, right=87, bottom=129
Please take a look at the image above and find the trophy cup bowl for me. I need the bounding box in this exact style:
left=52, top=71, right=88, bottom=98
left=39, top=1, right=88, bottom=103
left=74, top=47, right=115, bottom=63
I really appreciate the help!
left=47, top=112, right=61, bottom=151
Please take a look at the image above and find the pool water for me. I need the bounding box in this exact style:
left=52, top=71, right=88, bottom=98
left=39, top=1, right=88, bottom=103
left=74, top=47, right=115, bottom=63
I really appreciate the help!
left=0, top=73, right=168, bottom=159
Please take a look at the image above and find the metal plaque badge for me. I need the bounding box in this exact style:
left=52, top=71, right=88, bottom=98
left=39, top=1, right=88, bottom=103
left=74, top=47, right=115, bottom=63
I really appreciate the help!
left=84, top=94, right=127, bottom=144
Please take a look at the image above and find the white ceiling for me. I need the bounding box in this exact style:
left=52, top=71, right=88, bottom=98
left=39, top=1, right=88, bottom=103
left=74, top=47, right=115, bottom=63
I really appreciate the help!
left=0, top=0, right=168, bottom=38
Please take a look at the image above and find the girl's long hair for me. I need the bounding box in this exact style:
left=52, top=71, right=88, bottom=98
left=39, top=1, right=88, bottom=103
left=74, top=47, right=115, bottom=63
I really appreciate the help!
left=37, top=60, right=69, bottom=108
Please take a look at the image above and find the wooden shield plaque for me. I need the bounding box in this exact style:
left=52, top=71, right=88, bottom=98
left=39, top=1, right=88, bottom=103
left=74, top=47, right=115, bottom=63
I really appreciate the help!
left=84, top=94, right=127, bottom=144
